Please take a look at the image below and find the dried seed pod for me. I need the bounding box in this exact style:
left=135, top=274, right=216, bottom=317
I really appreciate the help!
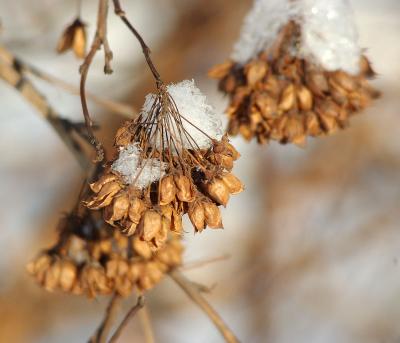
left=138, top=210, right=162, bottom=241
left=104, top=192, right=130, bottom=224
left=85, top=181, right=122, bottom=209
left=208, top=60, right=234, bottom=79
left=188, top=201, right=206, bottom=232
left=245, top=60, right=268, bottom=86
left=56, top=18, right=86, bottom=59
left=306, top=71, right=329, bottom=96
left=203, top=202, right=223, bottom=229
left=128, top=197, right=146, bottom=224
left=204, top=179, right=230, bottom=207
left=174, top=175, right=195, bottom=202
left=278, top=84, right=296, bottom=112
left=59, top=260, right=77, bottom=292
left=90, top=173, right=118, bottom=193
left=170, top=208, right=183, bottom=234
left=221, top=173, right=244, bottom=194
left=296, top=86, right=313, bottom=111
left=44, top=260, right=62, bottom=291
left=159, top=175, right=176, bottom=205
left=133, top=237, right=153, bottom=259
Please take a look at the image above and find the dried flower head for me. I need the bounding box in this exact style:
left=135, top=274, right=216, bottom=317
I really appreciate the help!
left=209, top=0, right=379, bottom=145
left=27, top=213, right=183, bottom=298
left=85, top=80, right=243, bottom=247
left=56, top=18, right=87, bottom=59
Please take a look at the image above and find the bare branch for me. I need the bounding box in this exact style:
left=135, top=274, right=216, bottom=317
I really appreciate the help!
left=139, top=305, right=155, bottom=343
left=169, top=269, right=239, bottom=343
left=89, top=293, right=122, bottom=343
left=0, top=45, right=88, bottom=170
left=108, top=295, right=145, bottom=343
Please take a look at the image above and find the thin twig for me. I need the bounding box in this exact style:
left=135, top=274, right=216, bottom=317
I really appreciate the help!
left=112, top=0, right=163, bottom=87
left=89, top=293, right=122, bottom=343
left=0, top=45, right=88, bottom=170
left=181, top=254, right=231, bottom=271
left=139, top=304, right=155, bottom=343
left=169, top=269, right=239, bottom=343
left=79, top=0, right=113, bottom=162
left=20, top=60, right=136, bottom=118
left=108, top=295, right=145, bottom=343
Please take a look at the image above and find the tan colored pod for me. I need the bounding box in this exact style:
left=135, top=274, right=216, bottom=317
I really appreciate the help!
left=59, top=260, right=77, bottom=292
left=188, top=201, right=206, bottom=232
left=138, top=210, right=162, bottom=241
left=203, top=202, right=223, bottom=229
left=278, top=84, right=296, bottom=112
left=128, top=197, right=145, bottom=224
left=159, top=175, right=176, bottom=205
left=221, top=173, right=244, bottom=195
left=296, top=86, right=313, bottom=111
left=205, top=179, right=230, bottom=207
left=174, top=175, right=195, bottom=202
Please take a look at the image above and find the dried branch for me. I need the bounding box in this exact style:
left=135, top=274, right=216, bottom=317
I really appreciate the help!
left=112, top=0, right=163, bottom=87
left=89, top=293, right=122, bottom=343
left=79, top=0, right=113, bottom=162
left=139, top=305, right=155, bottom=343
left=19, top=60, right=136, bottom=119
left=169, top=269, right=239, bottom=343
left=181, top=254, right=231, bottom=271
left=0, top=45, right=88, bottom=170
left=108, top=295, right=145, bottom=343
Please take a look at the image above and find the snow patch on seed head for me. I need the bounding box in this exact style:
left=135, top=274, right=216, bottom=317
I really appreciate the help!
left=112, top=143, right=167, bottom=189
left=231, top=0, right=361, bottom=74
left=141, top=79, right=223, bottom=150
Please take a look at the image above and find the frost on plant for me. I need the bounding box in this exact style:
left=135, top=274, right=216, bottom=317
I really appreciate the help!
left=141, top=79, right=223, bottom=150
left=112, top=143, right=167, bottom=188
left=231, top=0, right=361, bottom=74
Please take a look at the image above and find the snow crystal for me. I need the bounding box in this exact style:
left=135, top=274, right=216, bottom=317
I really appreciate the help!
left=231, top=0, right=361, bottom=75
left=141, top=80, right=223, bottom=150
left=112, top=143, right=167, bottom=188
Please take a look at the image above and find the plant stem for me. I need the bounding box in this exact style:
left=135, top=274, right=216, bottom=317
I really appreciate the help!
left=0, top=45, right=88, bottom=170
left=108, top=295, right=145, bottom=343
left=169, top=269, right=240, bottom=343
left=89, top=293, right=122, bottom=343
left=112, top=0, right=163, bottom=88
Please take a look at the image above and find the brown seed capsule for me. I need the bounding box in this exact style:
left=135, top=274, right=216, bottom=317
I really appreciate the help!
left=221, top=173, right=244, bottom=195
left=104, top=193, right=130, bottom=224
left=133, top=237, right=152, bottom=259
left=204, top=179, right=230, bottom=206
left=174, top=175, right=195, bottom=202
left=114, top=122, right=133, bottom=147
left=245, top=60, right=268, bottom=86
left=278, top=84, right=296, bottom=112
left=128, top=263, right=141, bottom=283
left=138, top=210, right=162, bottom=241
left=128, top=197, right=145, bottom=224
left=203, top=202, right=223, bottom=229
left=188, top=201, right=206, bottom=232
left=319, top=113, right=338, bottom=133
left=59, top=260, right=77, bottom=292
left=305, top=112, right=321, bottom=136
left=212, top=153, right=234, bottom=171
left=171, top=208, right=183, bottom=234
left=44, top=260, right=62, bottom=291
left=89, top=173, right=118, bottom=193
left=85, top=181, right=121, bottom=209
left=306, top=71, right=329, bottom=96
left=159, top=175, right=176, bottom=205
left=146, top=262, right=164, bottom=284
left=115, top=277, right=132, bottom=297
left=208, top=60, right=234, bottom=79
left=296, top=86, right=313, bottom=111
left=331, top=71, right=357, bottom=92
left=284, top=116, right=305, bottom=145
left=255, top=93, right=278, bottom=119
left=56, top=18, right=86, bottom=59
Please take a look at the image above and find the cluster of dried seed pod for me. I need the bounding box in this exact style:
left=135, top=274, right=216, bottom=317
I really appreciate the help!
left=27, top=214, right=183, bottom=298
left=56, top=17, right=87, bottom=59
left=209, top=21, right=380, bottom=146
left=85, top=83, right=244, bottom=248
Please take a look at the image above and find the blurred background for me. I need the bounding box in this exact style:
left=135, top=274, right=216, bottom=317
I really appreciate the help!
left=0, top=0, right=399, bottom=342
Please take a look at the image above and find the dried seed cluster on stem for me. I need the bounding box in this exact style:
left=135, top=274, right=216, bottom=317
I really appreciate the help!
left=85, top=80, right=244, bottom=251
left=210, top=21, right=379, bottom=146
left=27, top=213, right=183, bottom=297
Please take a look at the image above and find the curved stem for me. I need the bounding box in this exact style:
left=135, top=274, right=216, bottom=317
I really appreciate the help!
left=112, top=0, right=163, bottom=87
left=169, top=269, right=240, bottom=343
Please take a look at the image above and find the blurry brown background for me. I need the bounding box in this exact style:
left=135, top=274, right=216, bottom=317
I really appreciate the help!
left=1, top=0, right=400, bottom=342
